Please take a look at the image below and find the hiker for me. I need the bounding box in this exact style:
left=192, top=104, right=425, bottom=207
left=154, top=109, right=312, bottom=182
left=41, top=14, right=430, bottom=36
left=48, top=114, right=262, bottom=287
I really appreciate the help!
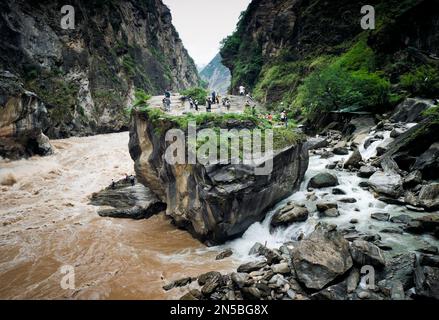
left=206, top=97, right=212, bottom=112
left=163, top=97, right=171, bottom=111
left=216, top=93, right=220, bottom=104
left=111, top=179, right=116, bottom=189
left=239, top=85, right=245, bottom=96
left=164, top=89, right=171, bottom=99
left=129, top=175, right=135, bottom=186
left=211, top=91, right=216, bottom=104
left=194, top=99, right=199, bottom=111
left=189, top=97, right=194, bottom=109
left=225, top=99, right=231, bottom=111
left=281, top=110, right=288, bottom=128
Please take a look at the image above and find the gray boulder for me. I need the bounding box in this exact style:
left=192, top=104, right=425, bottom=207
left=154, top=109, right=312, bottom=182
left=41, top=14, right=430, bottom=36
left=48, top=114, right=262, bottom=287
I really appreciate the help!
left=308, top=172, right=339, bottom=189
left=368, top=171, right=403, bottom=198
left=414, top=265, right=439, bottom=299
left=292, top=224, right=353, bottom=290
left=357, top=166, right=377, bottom=178
left=344, top=150, right=363, bottom=169
left=418, top=183, right=439, bottom=210
left=349, top=240, right=386, bottom=268
left=271, top=203, right=309, bottom=228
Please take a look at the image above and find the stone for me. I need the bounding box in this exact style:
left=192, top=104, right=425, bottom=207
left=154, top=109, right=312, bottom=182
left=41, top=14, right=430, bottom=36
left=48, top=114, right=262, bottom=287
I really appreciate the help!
left=271, top=205, right=309, bottom=228
left=339, top=198, right=357, bottom=203
left=201, top=273, right=222, bottom=295
left=364, top=138, right=379, bottom=150
left=350, top=219, right=359, bottom=224
left=390, top=280, right=405, bottom=300
left=320, top=151, right=335, bottom=159
left=390, top=98, right=434, bottom=123
left=344, top=150, right=363, bottom=169
left=198, top=271, right=222, bottom=286
left=347, top=268, right=360, bottom=293
left=216, top=249, right=233, bottom=260
left=306, top=137, right=329, bottom=150
left=349, top=240, right=386, bottom=268
left=326, top=163, right=337, bottom=169
left=272, top=263, right=290, bottom=274
left=371, top=212, right=390, bottom=222
left=368, top=171, right=403, bottom=198
left=357, top=166, right=377, bottom=178
left=333, top=147, right=349, bottom=155
left=308, top=172, right=339, bottom=189
left=292, top=224, right=353, bottom=290
left=332, top=188, right=347, bottom=195
left=414, top=265, right=439, bottom=299
left=419, top=254, right=439, bottom=268
left=416, top=245, right=439, bottom=255
left=376, top=138, right=394, bottom=156
left=248, top=243, right=282, bottom=264
left=311, top=282, right=348, bottom=300
left=381, top=253, right=416, bottom=290
left=237, top=261, right=267, bottom=273
left=412, top=142, right=439, bottom=180
left=241, top=286, right=262, bottom=300
left=231, top=272, right=249, bottom=289
left=180, top=289, right=202, bottom=300
left=320, top=208, right=340, bottom=217
left=418, top=183, right=439, bottom=210
left=402, top=170, right=422, bottom=189
left=390, top=214, right=413, bottom=224
left=390, top=128, right=404, bottom=138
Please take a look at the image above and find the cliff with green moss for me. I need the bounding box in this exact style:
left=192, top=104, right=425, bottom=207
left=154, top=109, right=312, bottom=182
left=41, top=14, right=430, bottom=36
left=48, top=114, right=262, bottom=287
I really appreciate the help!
left=221, top=0, right=439, bottom=126
left=0, top=0, right=200, bottom=142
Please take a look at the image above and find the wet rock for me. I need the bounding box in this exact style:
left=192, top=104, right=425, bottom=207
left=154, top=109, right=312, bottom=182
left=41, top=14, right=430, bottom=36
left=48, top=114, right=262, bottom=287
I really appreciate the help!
left=414, top=215, right=439, bottom=234
left=390, top=280, right=405, bottom=300
left=316, top=202, right=338, bottom=212
left=311, top=281, right=347, bottom=300
left=416, top=245, right=439, bottom=255
left=320, top=151, right=335, bottom=159
left=381, top=253, right=416, bottom=290
left=271, top=204, right=309, bottom=228
left=163, top=277, right=192, bottom=291
left=390, top=214, right=413, bottom=224
left=376, top=138, right=394, bottom=156
left=248, top=243, right=282, bottom=264
left=237, top=261, right=267, bottom=273
left=326, top=162, right=337, bottom=169
left=321, top=208, right=340, bottom=217
left=292, top=224, right=353, bottom=290
left=339, top=198, right=357, bottom=203
left=390, top=98, right=434, bottom=123
left=380, top=227, right=403, bottom=234
left=350, top=240, right=386, bottom=268
left=406, top=205, right=425, bottom=212
left=332, top=188, right=347, bottom=195
left=308, top=172, right=339, bottom=189
left=371, top=212, right=390, bottom=222
left=357, top=291, right=371, bottom=299
left=390, top=128, right=404, bottom=138
left=418, top=183, right=439, bottom=211
left=402, top=170, right=422, bottom=189
left=347, top=268, right=360, bottom=293
left=419, top=254, right=439, bottom=268
left=368, top=171, right=403, bottom=198
left=201, top=273, right=222, bottom=296
left=216, top=249, right=233, bottom=260
left=241, top=286, right=262, bottom=300
left=333, top=147, right=349, bottom=155
left=180, top=289, right=203, bottom=300
left=350, top=219, right=359, bottom=224
left=358, top=181, right=370, bottom=188
left=414, top=265, right=439, bottom=299
left=198, top=271, right=222, bottom=286
left=344, top=150, right=362, bottom=169
left=364, top=138, right=379, bottom=150
left=307, top=137, right=329, bottom=150
left=357, top=166, right=377, bottom=178
left=272, top=263, right=290, bottom=274
left=412, top=142, right=439, bottom=180
left=231, top=272, right=250, bottom=289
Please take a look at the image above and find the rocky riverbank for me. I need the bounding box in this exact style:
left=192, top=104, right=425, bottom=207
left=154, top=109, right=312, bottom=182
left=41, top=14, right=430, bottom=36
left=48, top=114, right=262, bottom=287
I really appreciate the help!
left=175, top=98, right=439, bottom=300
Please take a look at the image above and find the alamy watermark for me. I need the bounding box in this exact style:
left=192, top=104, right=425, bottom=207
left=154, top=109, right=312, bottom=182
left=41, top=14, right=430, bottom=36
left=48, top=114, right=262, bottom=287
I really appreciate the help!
left=60, top=265, right=75, bottom=290
left=61, top=5, right=75, bottom=30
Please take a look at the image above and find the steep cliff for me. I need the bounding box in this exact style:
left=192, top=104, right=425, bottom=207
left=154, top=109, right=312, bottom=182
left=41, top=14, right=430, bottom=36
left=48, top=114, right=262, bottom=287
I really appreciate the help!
left=0, top=0, right=200, bottom=153
left=200, top=53, right=231, bottom=94
left=221, top=0, right=439, bottom=121
left=129, top=109, right=309, bottom=244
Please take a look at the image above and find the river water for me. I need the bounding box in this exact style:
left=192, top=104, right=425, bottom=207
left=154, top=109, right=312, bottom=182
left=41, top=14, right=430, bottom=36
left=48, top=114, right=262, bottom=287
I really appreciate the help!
left=1, top=129, right=438, bottom=299
left=0, top=132, right=236, bottom=299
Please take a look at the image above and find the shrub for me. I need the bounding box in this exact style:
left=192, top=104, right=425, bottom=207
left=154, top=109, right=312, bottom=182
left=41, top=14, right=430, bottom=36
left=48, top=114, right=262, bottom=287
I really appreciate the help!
left=400, top=65, right=439, bottom=98
left=180, top=87, right=208, bottom=104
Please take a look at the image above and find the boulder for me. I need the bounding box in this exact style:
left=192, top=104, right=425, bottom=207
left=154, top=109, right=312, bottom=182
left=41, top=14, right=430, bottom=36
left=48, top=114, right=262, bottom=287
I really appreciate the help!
left=198, top=271, right=222, bottom=286
left=180, top=289, right=202, bottom=300
left=390, top=214, right=413, bottom=224
left=418, top=184, right=439, bottom=210
left=332, top=188, right=347, bottom=195
left=129, top=110, right=309, bottom=244
left=402, top=170, right=422, bottom=189
left=201, top=273, right=222, bottom=295
left=231, top=272, right=250, bottom=288
left=271, top=263, right=290, bottom=274
left=344, top=150, right=363, bottom=169
left=412, top=142, right=439, bottom=180
left=237, top=261, right=267, bottom=273
left=419, top=254, right=439, bottom=268
left=376, top=138, right=394, bottom=156
left=347, top=268, right=360, bottom=293
left=357, top=166, right=377, bottom=178
left=390, top=128, right=404, bottom=138
left=216, top=249, right=233, bottom=260
left=306, top=137, right=329, bottom=150
left=380, top=253, right=416, bottom=290
left=271, top=204, right=309, bottom=228
left=333, top=147, right=349, bottom=155
left=349, top=240, right=386, bottom=268
left=390, top=98, right=434, bottom=123
left=308, top=172, right=339, bottom=189
left=248, top=243, right=282, bottom=264
left=371, top=212, right=390, bottom=222
left=292, top=224, right=353, bottom=290
left=414, top=265, right=439, bottom=299
left=368, top=171, right=403, bottom=198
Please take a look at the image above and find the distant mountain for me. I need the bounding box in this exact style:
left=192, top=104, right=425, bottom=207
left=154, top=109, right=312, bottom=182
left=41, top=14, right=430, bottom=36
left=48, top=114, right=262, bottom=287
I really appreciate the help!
left=200, top=53, right=231, bottom=94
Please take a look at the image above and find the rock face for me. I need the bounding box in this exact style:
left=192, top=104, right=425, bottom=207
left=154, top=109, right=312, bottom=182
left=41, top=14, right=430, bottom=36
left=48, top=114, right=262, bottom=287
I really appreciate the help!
left=200, top=53, right=231, bottom=95
left=129, top=111, right=309, bottom=244
left=0, top=72, right=53, bottom=159
left=292, top=224, right=353, bottom=290
left=0, top=0, right=199, bottom=158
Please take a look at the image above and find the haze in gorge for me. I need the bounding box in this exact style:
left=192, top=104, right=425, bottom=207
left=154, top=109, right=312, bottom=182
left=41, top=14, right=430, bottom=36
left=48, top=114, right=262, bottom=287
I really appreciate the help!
left=1, top=0, right=439, bottom=302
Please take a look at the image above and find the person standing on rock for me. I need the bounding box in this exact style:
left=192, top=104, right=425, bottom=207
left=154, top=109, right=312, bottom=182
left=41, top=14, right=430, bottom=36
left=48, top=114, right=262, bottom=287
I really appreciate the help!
left=239, top=85, right=245, bottom=96
left=211, top=91, right=216, bottom=105
left=194, top=99, right=199, bottom=111
left=206, top=97, right=212, bottom=112
left=281, top=110, right=288, bottom=128
left=189, top=97, right=194, bottom=109
left=129, top=175, right=135, bottom=186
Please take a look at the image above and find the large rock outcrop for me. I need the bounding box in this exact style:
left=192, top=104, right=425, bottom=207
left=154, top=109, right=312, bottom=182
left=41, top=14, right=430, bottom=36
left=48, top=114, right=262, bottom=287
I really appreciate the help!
left=0, top=71, right=53, bottom=159
left=129, top=110, right=309, bottom=244
left=0, top=0, right=199, bottom=157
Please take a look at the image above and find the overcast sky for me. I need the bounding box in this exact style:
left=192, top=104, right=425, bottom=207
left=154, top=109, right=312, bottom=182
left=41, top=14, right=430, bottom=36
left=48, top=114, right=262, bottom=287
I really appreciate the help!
left=163, top=0, right=251, bottom=67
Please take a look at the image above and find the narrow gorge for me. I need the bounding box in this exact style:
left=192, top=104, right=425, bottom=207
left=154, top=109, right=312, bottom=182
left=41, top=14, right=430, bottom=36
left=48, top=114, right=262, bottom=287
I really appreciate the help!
left=1, top=0, right=439, bottom=303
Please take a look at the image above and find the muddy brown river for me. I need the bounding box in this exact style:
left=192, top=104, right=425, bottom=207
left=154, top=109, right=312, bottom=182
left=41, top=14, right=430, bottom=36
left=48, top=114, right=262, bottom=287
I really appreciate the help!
left=0, top=132, right=236, bottom=299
